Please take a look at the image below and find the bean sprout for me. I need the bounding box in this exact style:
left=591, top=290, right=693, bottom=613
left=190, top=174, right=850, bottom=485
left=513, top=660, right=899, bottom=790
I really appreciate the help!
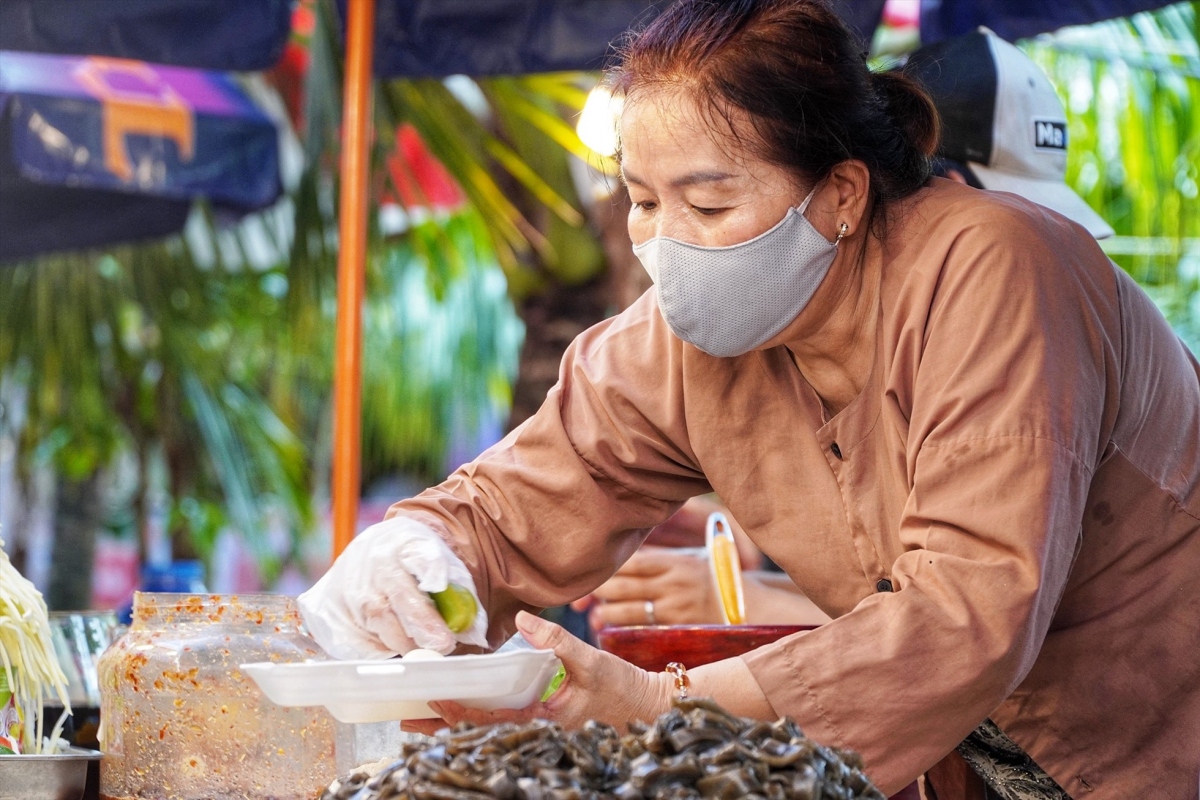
left=0, top=536, right=72, bottom=754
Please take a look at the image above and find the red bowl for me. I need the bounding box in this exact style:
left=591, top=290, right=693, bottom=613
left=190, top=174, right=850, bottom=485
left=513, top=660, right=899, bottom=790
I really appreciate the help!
left=596, top=624, right=816, bottom=672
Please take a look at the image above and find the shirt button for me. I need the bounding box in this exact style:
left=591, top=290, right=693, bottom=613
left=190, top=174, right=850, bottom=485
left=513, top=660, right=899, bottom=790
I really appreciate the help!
left=876, top=578, right=894, bottom=593
left=830, top=442, right=843, bottom=460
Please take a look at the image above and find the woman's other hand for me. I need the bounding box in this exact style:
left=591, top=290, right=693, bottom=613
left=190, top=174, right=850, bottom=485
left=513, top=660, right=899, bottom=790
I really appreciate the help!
left=405, top=611, right=672, bottom=735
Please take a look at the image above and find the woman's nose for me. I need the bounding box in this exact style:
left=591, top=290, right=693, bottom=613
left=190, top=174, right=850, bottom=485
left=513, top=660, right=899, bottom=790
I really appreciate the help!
left=638, top=210, right=687, bottom=244
left=630, top=217, right=667, bottom=248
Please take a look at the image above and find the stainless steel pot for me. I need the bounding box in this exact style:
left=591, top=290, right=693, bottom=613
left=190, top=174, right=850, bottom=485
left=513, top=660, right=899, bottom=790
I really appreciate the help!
left=0, top=746, right=102, bottom=800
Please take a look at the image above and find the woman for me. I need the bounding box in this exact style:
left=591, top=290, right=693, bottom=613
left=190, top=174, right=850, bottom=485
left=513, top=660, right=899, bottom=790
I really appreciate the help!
left=300, top=1, right=1200, bottom=796
left=574, top=27, right=1121, bottom=637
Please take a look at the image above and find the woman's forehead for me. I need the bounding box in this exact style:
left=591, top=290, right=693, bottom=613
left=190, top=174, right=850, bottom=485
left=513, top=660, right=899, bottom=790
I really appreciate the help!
left=619, top=91, right=759, bottom=178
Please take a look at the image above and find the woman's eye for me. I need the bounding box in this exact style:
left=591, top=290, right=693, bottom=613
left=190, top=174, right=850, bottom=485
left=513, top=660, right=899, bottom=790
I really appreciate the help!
left=692, top=206, right=725, bottom=216
left=633, top=200, right=657, bottom=211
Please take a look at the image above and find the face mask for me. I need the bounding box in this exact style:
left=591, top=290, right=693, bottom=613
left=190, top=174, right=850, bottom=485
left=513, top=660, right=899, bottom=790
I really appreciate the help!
left=632, top=189, right=840, bottom=358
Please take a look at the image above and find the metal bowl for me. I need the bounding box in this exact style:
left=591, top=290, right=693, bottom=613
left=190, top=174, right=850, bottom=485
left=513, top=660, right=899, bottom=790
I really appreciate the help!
left=0, top=746, right=102, bottom=800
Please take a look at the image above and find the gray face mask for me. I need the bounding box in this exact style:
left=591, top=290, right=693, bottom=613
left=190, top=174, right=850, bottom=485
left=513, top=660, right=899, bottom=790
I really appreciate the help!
left=632, top=189, right=839, bottom=357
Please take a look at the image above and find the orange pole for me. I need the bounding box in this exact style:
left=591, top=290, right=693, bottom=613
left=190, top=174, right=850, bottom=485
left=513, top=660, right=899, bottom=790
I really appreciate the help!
left=332, top=0, right=376, bottom=560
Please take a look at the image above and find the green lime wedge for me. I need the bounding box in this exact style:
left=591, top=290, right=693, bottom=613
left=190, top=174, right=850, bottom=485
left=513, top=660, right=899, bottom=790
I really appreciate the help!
left=429, top=583, right=477, bottom=633
left=540, top=664, right=567, bottom=702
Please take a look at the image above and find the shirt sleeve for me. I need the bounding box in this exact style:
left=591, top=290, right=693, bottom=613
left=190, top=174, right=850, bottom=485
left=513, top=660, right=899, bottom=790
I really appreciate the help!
left=741, top=202, right=1116, bottom=793
left=388, top=292, right=712, bottom=646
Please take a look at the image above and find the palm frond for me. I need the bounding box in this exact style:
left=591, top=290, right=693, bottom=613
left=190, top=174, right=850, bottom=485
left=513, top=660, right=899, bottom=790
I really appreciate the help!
left=1024, top=1, right=1200, bottom=350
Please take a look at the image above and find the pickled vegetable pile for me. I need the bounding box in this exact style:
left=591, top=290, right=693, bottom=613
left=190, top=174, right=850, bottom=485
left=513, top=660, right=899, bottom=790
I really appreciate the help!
left=320, top=698, right=885, bottom=799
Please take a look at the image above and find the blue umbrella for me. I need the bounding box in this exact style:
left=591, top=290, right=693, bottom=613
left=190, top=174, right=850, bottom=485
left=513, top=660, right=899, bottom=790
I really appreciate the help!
left=5, top=0, right=1167, bottom=79
left=0, top=0, right=292, bottom=71
left=338, top=0, right=1179, bottom=79
left=0, top=51, right=281, bottom=262
left=919, top=0, right=1175, bottom=43
left=343, top=0, right=888, bottom=77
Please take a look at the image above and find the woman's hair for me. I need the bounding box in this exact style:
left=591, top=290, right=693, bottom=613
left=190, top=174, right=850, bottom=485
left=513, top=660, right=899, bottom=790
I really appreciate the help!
left=608, top=0, right=939, bottom=210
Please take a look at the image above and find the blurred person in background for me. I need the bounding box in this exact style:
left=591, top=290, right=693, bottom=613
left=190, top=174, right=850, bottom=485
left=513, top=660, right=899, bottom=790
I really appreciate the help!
left=907, top=28, right=1113, bottom=240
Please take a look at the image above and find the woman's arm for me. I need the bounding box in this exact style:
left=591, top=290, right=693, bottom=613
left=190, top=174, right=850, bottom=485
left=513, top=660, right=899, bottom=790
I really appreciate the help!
left=420, top=611, right=776, bottom=735
left=392, top=293, right=713, bottom=646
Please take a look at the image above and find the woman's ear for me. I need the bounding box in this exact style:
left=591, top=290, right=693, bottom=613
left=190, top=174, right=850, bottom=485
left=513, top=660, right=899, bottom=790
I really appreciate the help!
left=804, top=160, right=870, bottom=242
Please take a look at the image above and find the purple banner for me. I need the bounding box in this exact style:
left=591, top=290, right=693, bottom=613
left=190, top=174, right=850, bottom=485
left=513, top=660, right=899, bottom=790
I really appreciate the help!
left=0, top=52, right=259, bottom=118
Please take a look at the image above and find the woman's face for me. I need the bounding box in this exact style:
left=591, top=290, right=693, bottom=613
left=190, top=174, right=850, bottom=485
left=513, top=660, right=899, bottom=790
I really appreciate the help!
left=620, top=90, right=808, bottom=247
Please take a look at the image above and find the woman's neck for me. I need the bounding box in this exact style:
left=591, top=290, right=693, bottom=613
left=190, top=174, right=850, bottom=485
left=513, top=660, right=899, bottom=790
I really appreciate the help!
left=783, top=234, right=882, bottom=416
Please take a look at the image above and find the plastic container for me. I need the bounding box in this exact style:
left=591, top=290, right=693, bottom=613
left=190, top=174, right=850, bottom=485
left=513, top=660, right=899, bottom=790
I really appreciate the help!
left=242, top=648, right=560, bottom=723
left=97, top=593, right=336, bottom=800
left=48, top=611, right=120, bottom=709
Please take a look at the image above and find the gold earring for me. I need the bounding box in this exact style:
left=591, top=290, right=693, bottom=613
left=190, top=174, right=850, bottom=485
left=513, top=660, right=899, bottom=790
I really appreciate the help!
left=835, top=222, right=849, bottom=243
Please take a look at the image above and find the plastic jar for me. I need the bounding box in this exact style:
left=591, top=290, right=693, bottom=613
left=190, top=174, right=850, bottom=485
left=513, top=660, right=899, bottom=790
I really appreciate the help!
left=97, top=593, right=336, bottom=800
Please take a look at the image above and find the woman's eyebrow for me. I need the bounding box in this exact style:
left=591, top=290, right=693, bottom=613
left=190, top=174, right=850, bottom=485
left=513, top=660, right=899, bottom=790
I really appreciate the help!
left=672, top=170, right=736, bottom=188
left=621, top=169, right=737, bottom=188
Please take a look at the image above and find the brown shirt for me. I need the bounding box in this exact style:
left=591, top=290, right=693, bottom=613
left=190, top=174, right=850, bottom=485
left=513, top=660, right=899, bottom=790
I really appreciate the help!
left=392, top=179, right=1200, bottom=797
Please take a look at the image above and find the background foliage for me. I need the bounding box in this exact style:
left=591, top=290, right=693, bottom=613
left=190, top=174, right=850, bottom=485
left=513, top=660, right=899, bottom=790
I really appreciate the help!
left=1026, top=1, right=1200, bottom=350
left=0, top=1, right=1197, bottom=605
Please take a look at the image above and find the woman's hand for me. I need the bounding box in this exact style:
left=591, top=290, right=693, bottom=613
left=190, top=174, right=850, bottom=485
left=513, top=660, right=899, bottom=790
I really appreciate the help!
left=298, top=516, right=488, bottom=659
left=404, top=611, right=673, bottom=736
left=571, top=546, right=724, bottom=629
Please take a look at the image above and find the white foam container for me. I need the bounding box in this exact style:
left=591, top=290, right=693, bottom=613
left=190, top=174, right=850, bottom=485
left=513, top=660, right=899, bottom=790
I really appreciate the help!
left=241, top=649, right=560, bottom=723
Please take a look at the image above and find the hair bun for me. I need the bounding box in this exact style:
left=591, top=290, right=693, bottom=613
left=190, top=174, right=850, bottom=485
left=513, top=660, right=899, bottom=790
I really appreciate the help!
left=871, top=70, right=941, bottom=159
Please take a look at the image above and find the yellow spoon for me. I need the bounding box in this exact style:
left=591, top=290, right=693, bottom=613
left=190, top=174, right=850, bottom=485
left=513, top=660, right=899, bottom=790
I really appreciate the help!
left=706, top=512, right=746, bottom=625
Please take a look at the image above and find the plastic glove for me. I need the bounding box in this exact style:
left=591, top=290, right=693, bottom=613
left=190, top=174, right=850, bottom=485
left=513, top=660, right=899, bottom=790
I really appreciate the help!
left=299, top=516, right=489, bottom=660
